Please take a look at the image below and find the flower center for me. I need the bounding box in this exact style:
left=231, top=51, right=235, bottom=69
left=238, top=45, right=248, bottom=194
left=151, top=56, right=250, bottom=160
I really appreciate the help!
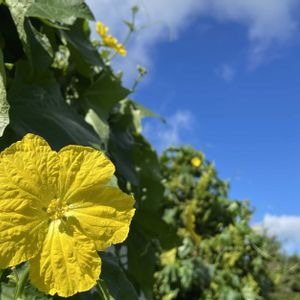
left=47, top=198, right=68, bottom=220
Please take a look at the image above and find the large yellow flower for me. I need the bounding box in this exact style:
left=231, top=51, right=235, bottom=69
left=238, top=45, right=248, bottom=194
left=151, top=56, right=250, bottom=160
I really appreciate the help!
left=0, top=134, right=135, bottom=297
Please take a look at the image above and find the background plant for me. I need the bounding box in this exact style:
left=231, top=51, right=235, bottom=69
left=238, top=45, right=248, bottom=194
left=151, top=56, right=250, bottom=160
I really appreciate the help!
left=0, top=1, right=299, bottom=299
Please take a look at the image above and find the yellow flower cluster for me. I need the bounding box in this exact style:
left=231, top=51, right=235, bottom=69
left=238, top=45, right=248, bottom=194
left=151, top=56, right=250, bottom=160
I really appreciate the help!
left=0, top=134, right=135, bottom=297
left=96, top=21, right=127, bottom=56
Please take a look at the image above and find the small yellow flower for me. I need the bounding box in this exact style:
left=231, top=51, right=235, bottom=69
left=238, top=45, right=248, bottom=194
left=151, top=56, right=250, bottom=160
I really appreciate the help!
left=96, top=21, right=109, bottom=37
left=115, top=43, right=127, bottom=56
left=96, top=21, right=127, bottom=56
left=103, top=35, right=127, bottom=56
left=103, top=35, right=118, bottom=48
left=191, top=157, right=201, bottom=167
left=0, top=134, right=135, bottom=297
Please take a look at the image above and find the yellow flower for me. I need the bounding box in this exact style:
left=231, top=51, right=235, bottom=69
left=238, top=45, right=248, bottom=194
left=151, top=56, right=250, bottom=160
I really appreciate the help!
left=96, top=21, right=109, bottom=37
left=0, top=134, right=135, bottom=297
left=103, top=35, right=118, bottom=48
left=191, top=156, right=201, bottom=167
left=115, top=43, right=127, bottom=56
left=96, top=21, right=127, bottom=56
left=103, top=35, right=127, bottom=56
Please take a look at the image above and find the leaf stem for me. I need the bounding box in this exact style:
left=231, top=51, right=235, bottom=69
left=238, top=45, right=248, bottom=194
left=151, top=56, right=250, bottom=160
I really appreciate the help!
left=96, top=279, right=110, bottom=300
left=14, top=266, right=29, bottom=300
left=109, top=6, right=137, bottom=61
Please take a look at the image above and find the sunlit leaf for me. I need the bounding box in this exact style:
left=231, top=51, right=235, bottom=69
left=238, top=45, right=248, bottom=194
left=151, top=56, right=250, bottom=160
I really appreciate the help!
left=27, top=0, right=94, bottom=25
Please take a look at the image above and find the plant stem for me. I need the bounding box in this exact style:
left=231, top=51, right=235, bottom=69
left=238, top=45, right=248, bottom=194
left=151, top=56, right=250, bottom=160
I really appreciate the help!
left=96, top=280, right=110, bottom=300
left=14, top=267, right=29, bottom=300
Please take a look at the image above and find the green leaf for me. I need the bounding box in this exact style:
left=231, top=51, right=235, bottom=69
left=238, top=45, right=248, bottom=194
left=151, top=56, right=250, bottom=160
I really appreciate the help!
left=85, top=108, right=109, bottom=149
left=0, top=268, right=50, bottom=300
left=0, top=49, right=9, bottom=136
left=23, top=20, right=53, bottom=77
left=62, top=19, right=103, bottom=77
left=84, top=74, right=130, bottom=120
left=131, top=134, right=163, bottom=211
left=101, top=252, right=139, bottom=300
left=134, top=210, right=179, bottom=250
left=1, top=282, right=52, bottom=300
left=26, top=0, right=94, bottom=25
left=132, top=101, right=165, bottom=123
left=242, top=285, right=258, bottom=300
left=127, top=229, right=156, bottom=300
left=83, top=74, right=129, bottom=147
left=109, top=106, right=139, bottom=185
left=4, top=0, right=53, bottom=73
left=109, top=100, right=163, bottom=193
left=3, top=62, right=101, bottom=149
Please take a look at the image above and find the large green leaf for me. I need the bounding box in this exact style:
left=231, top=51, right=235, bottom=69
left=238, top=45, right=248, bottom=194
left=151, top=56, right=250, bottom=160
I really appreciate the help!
left=26, top=0, right=94, bottom=25
left=101, top=252, right=139, bottom=300
left=2, top=62, right=101, bottom=150
left=0, top=49, right=9, bottom=136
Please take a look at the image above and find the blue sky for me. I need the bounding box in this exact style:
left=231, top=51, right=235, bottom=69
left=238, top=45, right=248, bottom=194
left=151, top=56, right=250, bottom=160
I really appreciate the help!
left=88, top=0, right=300, bottom=252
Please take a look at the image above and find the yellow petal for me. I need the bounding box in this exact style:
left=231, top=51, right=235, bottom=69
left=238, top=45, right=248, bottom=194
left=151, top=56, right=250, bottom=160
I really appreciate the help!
left=0, top=133, right=59, bottom=205
left=58, top=145, right=115, bottom=202
left=116, top=44, right=127, bottom=56
left=103, top=35, right=118, bottom=48
left=0, top=198, right=48, bottom=268
left=96, top=21, right=109, bottom=37
left=0, top=133, right=58, bottom=268
left=66, top=186, right=135, bottom=250
left=30, top=220, right=101, bottom=297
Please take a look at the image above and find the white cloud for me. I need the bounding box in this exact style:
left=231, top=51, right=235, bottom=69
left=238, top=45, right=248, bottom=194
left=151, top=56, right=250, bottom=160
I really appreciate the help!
left=87, top=0, right=299, bottom=82
left=258, top=214, right=300, bottom=254
left=216, top=64, right=235, bottom=81
left=143, top=110, right=194, bottom=153
left=208, top=0, right=299, bottom=67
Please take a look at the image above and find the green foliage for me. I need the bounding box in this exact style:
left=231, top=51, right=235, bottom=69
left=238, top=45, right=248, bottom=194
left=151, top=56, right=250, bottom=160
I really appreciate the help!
left=154, top=147, right=274, bottom=300
left=265, top=238, right=300, bottom=299
left=0, top=0, right=173, bottom=299
left=26, top=0, right=94, bottom=25
left=0, top=1, right=299, bottom=299
left=100, top=252, right=139, bottom=300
